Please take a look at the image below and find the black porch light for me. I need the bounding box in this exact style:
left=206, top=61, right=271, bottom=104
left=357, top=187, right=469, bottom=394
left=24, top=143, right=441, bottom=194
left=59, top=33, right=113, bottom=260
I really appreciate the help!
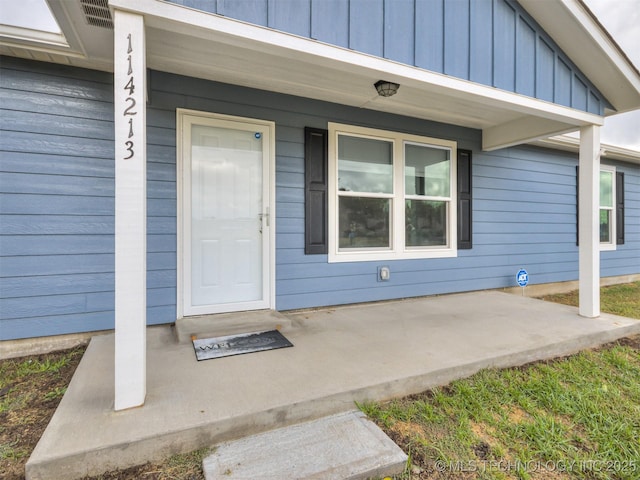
left=374, top=80, right=400, bottom=97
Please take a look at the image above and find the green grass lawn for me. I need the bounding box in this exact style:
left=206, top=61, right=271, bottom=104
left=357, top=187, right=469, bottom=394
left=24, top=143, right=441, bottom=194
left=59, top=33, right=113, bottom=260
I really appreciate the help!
left=362, top=283, right=640, bottom=479
left=538, top=281, right=640, bottom=319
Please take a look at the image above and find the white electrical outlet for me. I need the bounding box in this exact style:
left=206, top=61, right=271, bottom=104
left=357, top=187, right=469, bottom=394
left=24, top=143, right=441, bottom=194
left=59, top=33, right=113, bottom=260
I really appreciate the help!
left=379, top=266, right=390, bottom=281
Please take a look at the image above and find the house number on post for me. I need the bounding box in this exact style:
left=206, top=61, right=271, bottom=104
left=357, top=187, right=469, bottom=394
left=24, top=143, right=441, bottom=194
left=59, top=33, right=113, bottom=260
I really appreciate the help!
left=122, top=33, right=137, bottom=160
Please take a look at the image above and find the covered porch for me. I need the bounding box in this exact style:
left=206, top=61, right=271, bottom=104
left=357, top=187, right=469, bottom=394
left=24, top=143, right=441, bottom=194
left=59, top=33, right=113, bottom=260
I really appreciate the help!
left=4, top=0, right=636, bottom=411
left=26, top=290, right=640, bottom=479
left=104, top=0, right=628, bottom=410
left=102, top=0, right=638, bottom=411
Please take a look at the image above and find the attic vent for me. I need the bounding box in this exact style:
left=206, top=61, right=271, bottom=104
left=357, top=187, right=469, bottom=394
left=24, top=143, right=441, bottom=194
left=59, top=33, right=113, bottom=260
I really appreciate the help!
left=80, top=0, right=113, bottom=29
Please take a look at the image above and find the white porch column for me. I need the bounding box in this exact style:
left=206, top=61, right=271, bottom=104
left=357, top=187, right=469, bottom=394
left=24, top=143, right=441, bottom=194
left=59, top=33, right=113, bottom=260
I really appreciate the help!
left=114, top=10, right=147, bottom=410
left=578, top=125, right=600, bottom=318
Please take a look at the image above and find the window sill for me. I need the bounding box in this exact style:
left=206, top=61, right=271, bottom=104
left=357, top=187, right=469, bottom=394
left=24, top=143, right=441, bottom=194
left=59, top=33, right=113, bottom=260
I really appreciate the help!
left=328, top=248, right=458, bottom=263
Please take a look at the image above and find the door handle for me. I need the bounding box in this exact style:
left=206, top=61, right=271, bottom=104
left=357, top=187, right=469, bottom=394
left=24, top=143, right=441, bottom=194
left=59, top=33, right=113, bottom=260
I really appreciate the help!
left=258, top=209, right=270, bottom=226
left=258, top=211, right=269, bottom=234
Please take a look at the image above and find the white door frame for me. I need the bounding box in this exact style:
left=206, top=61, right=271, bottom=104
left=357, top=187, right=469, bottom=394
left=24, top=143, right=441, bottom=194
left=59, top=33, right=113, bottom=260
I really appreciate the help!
left=176, top=109, right=275, bottom=318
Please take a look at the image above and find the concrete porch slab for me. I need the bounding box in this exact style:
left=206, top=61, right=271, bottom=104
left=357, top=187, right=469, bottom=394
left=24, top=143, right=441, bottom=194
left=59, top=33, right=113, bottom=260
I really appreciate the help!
left=26, top=291, right=640, bottom=480
left=202, top=411, right=408, bottom=479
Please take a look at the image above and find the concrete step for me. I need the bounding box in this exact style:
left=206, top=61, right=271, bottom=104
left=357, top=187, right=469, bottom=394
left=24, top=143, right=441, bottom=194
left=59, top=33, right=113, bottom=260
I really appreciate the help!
left=202, top=411, right=408, bottom=480
left=174, top=309, right=293, bottom=343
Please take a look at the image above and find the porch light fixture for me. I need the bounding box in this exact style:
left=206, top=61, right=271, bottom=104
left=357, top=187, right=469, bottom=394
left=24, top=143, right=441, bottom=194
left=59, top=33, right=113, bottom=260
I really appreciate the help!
left=374, top=80, right=400, bottom=97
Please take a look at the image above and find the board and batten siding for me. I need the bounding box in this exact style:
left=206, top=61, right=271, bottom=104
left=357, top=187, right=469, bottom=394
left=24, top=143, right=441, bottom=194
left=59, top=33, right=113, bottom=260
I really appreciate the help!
left=1, top=59, right=639, bottom=340
left=167, top=0, right=608, bottom=115
left=0, top=56, right=174, bottom=340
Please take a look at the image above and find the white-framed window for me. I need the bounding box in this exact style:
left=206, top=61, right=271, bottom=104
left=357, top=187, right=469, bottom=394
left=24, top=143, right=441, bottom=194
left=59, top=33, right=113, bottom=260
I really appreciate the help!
left=328, top=123, right=457, bottom=262
left=599, top=165, right=616, bottom=250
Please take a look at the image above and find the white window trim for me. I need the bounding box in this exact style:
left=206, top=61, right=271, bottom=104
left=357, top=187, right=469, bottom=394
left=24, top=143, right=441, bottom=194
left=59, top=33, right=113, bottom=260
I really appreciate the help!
left=328, top=122, right=457, bottom=263
left=600, top=164, right=616, bottom=251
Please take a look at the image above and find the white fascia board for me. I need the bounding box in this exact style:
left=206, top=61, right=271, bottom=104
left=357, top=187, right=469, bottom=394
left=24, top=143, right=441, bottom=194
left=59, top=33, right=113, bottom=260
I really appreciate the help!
left=110, top=0, right=604, bottom=130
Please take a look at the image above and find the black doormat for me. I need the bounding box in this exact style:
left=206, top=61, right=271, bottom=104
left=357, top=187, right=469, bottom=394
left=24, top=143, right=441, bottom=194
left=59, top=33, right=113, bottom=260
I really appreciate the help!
left=192, top=329, right=293, bottom=361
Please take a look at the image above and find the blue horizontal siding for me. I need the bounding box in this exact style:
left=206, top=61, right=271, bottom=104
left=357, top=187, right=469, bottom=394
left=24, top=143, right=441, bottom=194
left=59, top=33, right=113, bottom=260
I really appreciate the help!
left=0, top=254, right=114, bottom=277
left=2, top=151, right=114, bottom=178
left=2, top=312, right=116, bottom=339
left=0, top=235, right=114, bottom=256
left=1, top=57, right=638, bottom=341
left=2, top=292, right=114, bottom=319
left=0, top=57, right=175, bottom=339
left=1, top=194, right=114, bottom=215
left=166, top=0, right=609, bottom=114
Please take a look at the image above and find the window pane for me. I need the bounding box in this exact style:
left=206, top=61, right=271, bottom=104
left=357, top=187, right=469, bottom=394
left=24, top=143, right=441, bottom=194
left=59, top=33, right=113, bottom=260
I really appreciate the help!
left=405, top=144, right=450, bottom=197
left=338, top=135, right=393, bottom=193
left=405, top=200, right=447, bottom=247
left=192, top=125, right=262, bottom=152
left=339, top=197, right=391, bottom=249
left=600, top=209, right=611, bottom=243
left=600, top=171, right=613, bottom=207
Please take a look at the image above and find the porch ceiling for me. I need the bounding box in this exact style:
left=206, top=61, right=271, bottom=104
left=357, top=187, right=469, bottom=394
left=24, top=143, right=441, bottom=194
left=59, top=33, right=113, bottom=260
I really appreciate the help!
left=2, top=0, right=610, bottom=151
left=145, top=26, right=523, bottom=131
left=133, top=0, right=605, bottom=151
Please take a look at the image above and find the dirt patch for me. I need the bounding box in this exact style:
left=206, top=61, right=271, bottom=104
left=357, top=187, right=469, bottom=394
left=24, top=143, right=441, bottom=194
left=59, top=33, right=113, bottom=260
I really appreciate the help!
left=471, top=440, right=491, bottom=460
left=470, top=421, right=496, bottom=445
left=612, top=334, right=640, bottom=350
left=507, top=405, right=531, bottom=423
left=389, top=420, right=425, bottom=440
left=80, top=454, right=207, bottom=480
left=0, top=347, right=85, bottom=480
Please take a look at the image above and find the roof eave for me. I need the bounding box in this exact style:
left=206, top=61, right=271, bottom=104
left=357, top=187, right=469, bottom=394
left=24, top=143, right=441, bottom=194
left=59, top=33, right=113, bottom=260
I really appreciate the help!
left=519, top=0, right=640, bottom=115
left=531, top=135, right=640, bottom=164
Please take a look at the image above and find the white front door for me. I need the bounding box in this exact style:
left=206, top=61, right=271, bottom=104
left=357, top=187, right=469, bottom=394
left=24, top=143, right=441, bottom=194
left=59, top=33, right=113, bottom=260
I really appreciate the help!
left=179, top=111, right=274, bottom=316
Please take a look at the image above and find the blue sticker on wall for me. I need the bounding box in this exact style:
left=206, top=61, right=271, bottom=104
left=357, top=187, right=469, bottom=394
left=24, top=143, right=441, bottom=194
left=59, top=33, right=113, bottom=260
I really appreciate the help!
left=255, top=132, right=262, bottom=139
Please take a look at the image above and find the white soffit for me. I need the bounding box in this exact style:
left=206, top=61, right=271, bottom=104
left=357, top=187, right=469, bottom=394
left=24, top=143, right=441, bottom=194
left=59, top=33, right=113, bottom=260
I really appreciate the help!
left=519, top=0, right=640, bottom=115
left=0, top=0, right=115, bottom=71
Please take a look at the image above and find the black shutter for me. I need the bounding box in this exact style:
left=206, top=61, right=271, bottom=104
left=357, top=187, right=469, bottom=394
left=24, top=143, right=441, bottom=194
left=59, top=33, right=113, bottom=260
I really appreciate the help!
left=616, top=171, right=625, bottom=245
left=457, top=149, right=472, bottom=249
left=304, top=127, right=328, bottom=254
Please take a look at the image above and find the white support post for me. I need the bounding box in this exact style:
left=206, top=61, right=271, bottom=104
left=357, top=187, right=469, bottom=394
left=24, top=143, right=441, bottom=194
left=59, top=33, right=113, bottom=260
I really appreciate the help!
left=114, top=10, right=147, bottom=410
left=578, top=125, right=600, bottom=318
